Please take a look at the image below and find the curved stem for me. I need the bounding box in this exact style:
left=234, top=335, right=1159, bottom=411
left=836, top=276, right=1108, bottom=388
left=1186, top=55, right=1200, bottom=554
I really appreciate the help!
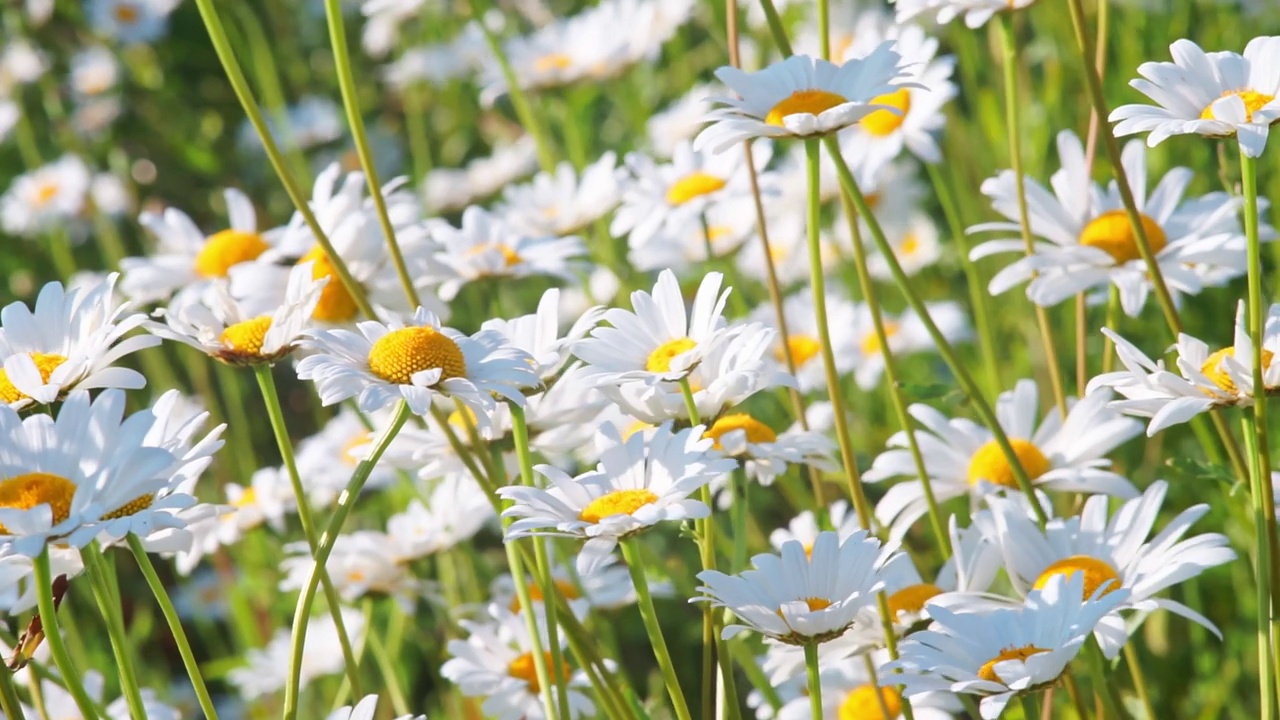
left=621, top=539, right=693, bottom=720
left=82, top=545, right=148, bottom=720
left=803, top=643, right=823, bottom=720
left=32, top=549, right=99, bottom=719
left=677, top=377, right=721, bottom=719
left=1019, top=692, right=1041, bottom=720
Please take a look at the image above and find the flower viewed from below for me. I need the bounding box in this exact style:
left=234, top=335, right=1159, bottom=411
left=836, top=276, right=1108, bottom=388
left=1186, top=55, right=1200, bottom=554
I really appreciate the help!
left=1111, top=37, right=1280, bottom=157
left=694, top=47, right=909, bottom=152
left=693, top=531, right=888, bottom=645
left=892, top=0, right=1038, bottom=29
left=703, top=409, right=836, bottom=487
left=888, top=573, right=1128, bottom=720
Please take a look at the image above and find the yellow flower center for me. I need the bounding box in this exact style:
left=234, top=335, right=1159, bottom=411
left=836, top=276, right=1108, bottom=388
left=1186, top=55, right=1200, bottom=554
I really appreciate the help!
left=777, top=597, right=833, bottom=619
left=0, top=472, right=77, bottom=534
left=219, top=316, right=273, bottom=357
left=622, top=420, right=653, bottom=441
left=1032, top=555, right=1122, bottom=599
left=967, top=438, right=1051, bottom=489
left=765, top=89, right=848, bottom=127
left=900, top=234, right=920, bottom=256
left=298, top=246, right=360, bottom=323
left=0, top=353, right=67, bottom=404
left=665, top=172, right=728, bottom=206
left=860, top=88, right=912, bottom=137
left=534, top=53, right=573, bottom=73
left=232, top=487, right=258, bottom=508
left=113, top=2, right=140, bottom=23
left=1200, top=347, right=1273, bottom=394
left=1200, top=89, right=1276, bottom=122
left=195, top=230, right=270, bottom=278
left=101, top=493, right=155, bottom=520
left=367, top=326, right=467, bottom=386
left=704, top=413, right=777, bottom=451
left=465, top=243, right=521, bottom=267
left=977, top=644, right=1051, bottom=684
left=32, top=182, right=59, bottom=208
left=886, top=583, right=943, bottom=618
left=860, top=322, right=900, bottom=357
left=1077, top=210, right=1168, bottom=264
left=777, top=334, right=821, bottom=368
left=645, top=337, right=697, bottom=373
left=579, top=489, right=659, bottom=523
left=510, top=578, right=583, bottom=612
left=340, top=431, right=372, bottom=466
left=838, top=684, right=905, bottom=720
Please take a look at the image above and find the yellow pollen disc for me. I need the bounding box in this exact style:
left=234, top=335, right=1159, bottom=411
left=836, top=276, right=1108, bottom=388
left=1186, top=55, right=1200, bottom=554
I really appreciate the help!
left=33, top=182, right=59, bottom=207
left=1200, top=347, right=1273, bottom=394
left=861, top=88, right=912, bottom=137
left=232, top=487, right=258, bottom=508
left=348, top=570, right=366, bottom=583
left=1077, top=210, right=1168, bottom=264
left=1033, top=555, right=1122, bottom=599
left=0, top=472, right=77, bottom=534
left=887, top=583, right=943, bottom=618
left=1200, top=89, right=1276, bottom=122
left=777, top=334, right=821, bottom=368
left=113, top=2, right=140, bottom=22
left=465, top=243, right=521, bottom=266
left=622, top=420, right=653, bottom=441
left=534, top=53, right=573, bottom=73
left=0, top=352, right=67, bottom=404
left=665, top=172, right=728, bottom=206
left=510, top=578, right=582, bottom=611
left=704, top=413, right=777, bottom=450
left=219, top=316, right=273, bottom=357
left=900, top=234, right=920, bottom=256
left=579, top=489, right=659, bottom=523
left=777, top=597, right=833, bottom=619
left=298, top=246, right=360, bottom=323
left=507, top=651, right=570, bottom=695
left=101, top=493, right=155, bottom=520
left=195, top=229, right=270, bottom=278
left=838, top=684, right=905, bottom=720
left=704, top=225, right=733, bottom=241
left=967, top=438, right=1051, bottom=489
left=977, top=644, right=1051, bottom=684
left=860, top=321, right=900, bottom=357
left=367, top=326, right=467, bottom=386
left=645, top=337, right=697, bottom=373
left=340, top=432, right=372, bottom=466
left=765, top=89, right=848, bottom=127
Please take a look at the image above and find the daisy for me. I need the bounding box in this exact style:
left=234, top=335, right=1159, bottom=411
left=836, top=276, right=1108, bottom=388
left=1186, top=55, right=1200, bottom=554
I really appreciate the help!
left=228, top=607, right=366, bottom=700
left=424, top=206, right=586, bottom=301
left=693, top=47, right=909, bottom=153
left=864, top=379, right=1142, bottom=542
left=775, top=649, right=960, bottom=720
left=769, top=500, right=866, bottom=553
left=122, top=187, right=278, bottom=305
left=148, top=262, right=327, bottom=366
left=847, top=301, right=971, bottom=391
left=498, top=152, right=623, bottom=237
left=0, top=154, right=91, bottom=237
left=171, top=466, right=295, bottom=575
left=969, top=130, right=1257, bottom=317
left=492, top=554, right=671, bottom=613
left=424, top=137, right=539, bottom=213
left=69, top=45, right=120, bottom=100
left=297, top=306, right=537, bottom=418
left=886, top=573, right=1129, bottom=720
left=480, top=288, right=604, bottom=383
left=328, top=694, right=425, bottom=720
left=693, top=531, right=889, bottom=645
left=988, top=481, right=1234, bottom=658
left=1110, top=37, right=1280, bottom=158
left=628, top=197, right=760, bottom=274
left=360, top=0, right=428, bottom=58
left=1087, top=301, right=1280, bottom=434
left=381, top=22, right=488, bottom=88
left=647, top=83, right=719, bottom=157
left=22, top=670, right=181, bottom=720
left=294, top=407, right=414, bottom=508
left=751, top=289, right=858, bottom=393
left=704, top=410, right=837, bottom=486
left=866, top=214, right=944, bottom=281
left=0, top=39, right=49, bottom=89
left=393, top=475, right=495, bottom=553
left=88, top=0, right=180, bottom=43
left=500, top=422, right=736, bottom=574
left=0, top=273, right=160, bottom=409
left=574, top=269, right=731, bottom=385
left=442, top=604, right=596, bottom=720
left=279, top=529, right=433, bottom=611
left=892, top=0, right=1038, bottom=29
left=0, top=546, right=84, bottom=614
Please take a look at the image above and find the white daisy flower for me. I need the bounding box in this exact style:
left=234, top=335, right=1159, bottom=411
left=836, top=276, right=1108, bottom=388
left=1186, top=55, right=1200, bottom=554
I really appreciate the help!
left=171, top=466, right=295, bottom=575
left=122, top=187, right=278, bottom=305
left=500, top=422, right=736, bottom=574
left=892, top=0, right=1037, bottom=29
left=442, top=604, right=595, bottom=720
left=647, top=83, right=719, bottom=158
left=297, top=306, right=538, bottom=419
left=1087, top=301, right=1280, bottom=434
left=574, top=269, right=731, bottom=384
left=1110, top=37, right=1280, bottom=158
left=886, top=573, right=1129, bottom=720
left=627, top=197, right=760, bottom=274
left=865, top=379, right=1143, bottom=542
left=228, top=608, right=366, bottom=700
left=0, top=273, right=160, bottom=409
left=693, top=531, right=889, bottom=645
left=847, top=301, right=971, bottom=391
left=866, top=214, right=944, bottom=281
left=235, top=96, right=343, bottom=155
left=769, top=500, right=866, bottom=553
left=381, top=22, right=488, bottom=88
left=424, top=137, right=539, bottom=213
left=498, top=152, right=623, bottom=237
left=481, top=288, right=605, bottom=382
left=988, top=481, right=1235, bottom=658
left=704, top=410, right=837, bottom=487
left=280, top=529, right=433, bottom=611
left=359, top=0, right=428, bottom=58
left=0, top=546, right=84, bottom=614
left=293, top=407, right=413, bottom=508
left=69, top=45, right=120, bottom=99
left=19, top=670, right=181, bottom=720
left=775, top=649, right=960, bottom=720
left=87, top=0, right=178, bottom=43
left=750, top=289, right=858, bottom=393
left=969, top=130, right=1257, bottom=317
left=0, top=154, right=91, bottom=238
left=492, top=554, right=671, bottom=613
left=694, top=47, right=909, bottom=152
left=424, top=206, right=586, bottom=301
left=327, top=694, right=425, bottom=720
left=0, top=39, right=49, bottom=89
left=392, top=476, right=495, bottom=554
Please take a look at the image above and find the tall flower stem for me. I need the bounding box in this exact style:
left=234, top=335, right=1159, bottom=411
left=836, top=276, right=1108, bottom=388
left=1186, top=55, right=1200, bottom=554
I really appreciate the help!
left=1083, top=636, right=1130, bottom=720
left=253, top=364, right=362, bottom=695
left=321, top=0, right=421, bottom=309
left=282, top=400, right=412, bottom=720
left=803, top=643, right=823, bottom=720
left=730, top=465, right=750, bottom=571
left=1123, top=643, right=1157, bottom=720
left=82, top=544, right=148, bottom=720
left=621, top=539, right=694, bottom=720
left=1019, top=693, right=1041, bottom=720
left=0, top=665, right=23, bottom=720
left=505, top=541, right=560, bottom=720
left=190, top=0, right=375, bottom=319
left=127, top=536, right=221, bottom=720
left=996, top=13, right=1067, bottom=414
left=1246, top=410, right=1278, bottom=720
left=33, top=549, right=99, bottom=719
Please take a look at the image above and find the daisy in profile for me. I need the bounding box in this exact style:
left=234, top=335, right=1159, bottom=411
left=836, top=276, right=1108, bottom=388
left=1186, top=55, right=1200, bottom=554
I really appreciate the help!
left=694, top=46, right=908, bottom=152
left=865, top=379, right=1142, bottom=542
left=500, top=422, right=736, bottom=573
left=297, top=307, right=537, bottom=418
left=228, top=608, right=366, bottom=700
left=122, top=187, right=278, bottom=305
left=1088, top=301, right=1280, bottom=434
left=704, top=410, right=836, bottom=487
left=1111, top=37, right=1280, bottom=158
left=424, top=137, right=539, bottom=213
left=498, top=152, right=623, bottom=237
left=892, top=0, right=1037, bottom=29
left=0, top=274, right=159, bottom=409
left=0, top=154, right=91, bottom=237
left=574, top=270, right=731, bottom=384
left=693, top=531, right=889, bottom=645
left=424, top=206, right=586, bottom=301
left=969, top=130, right=1257, bottom=317
left=647, top=83, right=718, bottom=157
left=327, top=695, right=425, bottom=720
left=887, top=573, right=1128, bottom=720
left=480, top=288, right=604, bottom=383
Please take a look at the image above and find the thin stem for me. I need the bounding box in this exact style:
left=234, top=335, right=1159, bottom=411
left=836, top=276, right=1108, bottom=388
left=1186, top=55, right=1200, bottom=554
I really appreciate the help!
left=861, top=653, right=902, bottom=720
left=1020, top=693, right=1041, bottom=720
left=730, top=465, right=750, bottom=572
left=367, top=629, right=411, bottom=718
left=803, top=644, right=823, bottom=720
left=1102, top=285, right=1120, bottom=374
left=33, top=549, right=99, bottom=719
left=1122, top=642, right=1156, bottom=720
left=282, top=400, right=412, bottom=720
left=1075, top=294, right=1088, bottom=396
left=1083, top=636, right=1129, bottom=720
left=621, top=539, right=693, bottom=720
left=0, top=659, right=26, bottom=720
left=1246, top=411, right=1278, bottom=720
left=82, top=545, right=148, bottom=720
left=677, top=377, right=720, bottom=720
left=506, top=543, right=560, bottom=720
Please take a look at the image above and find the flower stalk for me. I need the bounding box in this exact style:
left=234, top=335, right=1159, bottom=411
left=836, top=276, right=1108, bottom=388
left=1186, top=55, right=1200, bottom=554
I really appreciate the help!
left=621, top=538, right=693, bottom=720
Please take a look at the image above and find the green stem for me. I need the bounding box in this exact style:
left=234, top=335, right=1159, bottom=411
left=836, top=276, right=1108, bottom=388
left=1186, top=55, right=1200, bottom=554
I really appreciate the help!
left=230, top=0, right=311, bottom=185
left=82, top=545, right=148, bottom=720
left=367, top=625, right=411, bottom=717
left=678, top=377, right=720, bottom=719
left=33, top=548, right=99, bottom=719
left=1245, top=410, right=1277, bottom=720
left=1019, top=692, right=1041, bottom=720
left=803, top=644, right=823, bottom=720
left=1123, top=642, right=1156, bottom=720
left=621, top=539, right=693, bottom=720
left=282, top=400, right=412, bottom=720
left=730, top=465, right=750, bottom=572
left=1083, top=636, right=1130, bottom=720
left=0, top=659, right=26, bottom=720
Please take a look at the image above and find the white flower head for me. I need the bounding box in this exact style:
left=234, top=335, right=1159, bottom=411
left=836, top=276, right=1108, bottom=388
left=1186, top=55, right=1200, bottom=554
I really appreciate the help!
left=1, top=155, right=91, bottom=237
left=892, top=0, right=1037, bottom=29
left=228, top=608, right=366, bottom=700
left=481, top=288, right=604, bottom=382
left=498, top=152, right=623, bottom=237
left=327, top=694, right=425, bottom=720
left=425, top=137, right=539, bottom=213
